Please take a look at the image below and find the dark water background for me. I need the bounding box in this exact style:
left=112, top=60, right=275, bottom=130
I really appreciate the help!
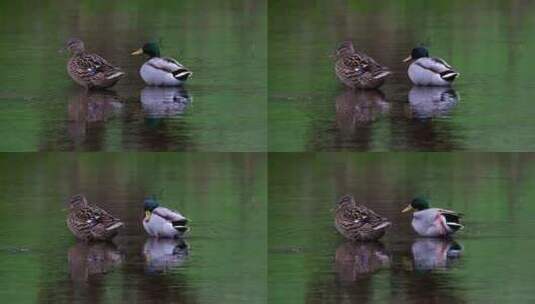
left=269, top=153, right=535, bottom=303
left=0, top=153, right=266, bottom=303
left=269, top=0, right=535, bottom=151
left=0, top=0, right=266, bottom=151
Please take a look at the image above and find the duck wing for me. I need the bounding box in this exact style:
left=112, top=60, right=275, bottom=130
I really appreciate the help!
left=340, top=53, right=389, bottom=77
left=415, top=58, right=459, bottom=80
left=339, top=204, right=390, bottom=231
left=73, top=53, right=123, bottom=79
left=147, top=57, right=191, bottom=79
left=153, top=207, right=188, bottom=226
left=437, top=208, right=463, bottom=231
left=86, top=204, right=123, bottom=229
left=68, top=203, right=122, bottom=239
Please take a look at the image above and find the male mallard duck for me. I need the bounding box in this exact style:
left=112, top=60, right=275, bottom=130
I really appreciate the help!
left=401, top=197, right=463, bottom=237
left=66, top=194, right=124, bottom=242
left=65, top=38, right=125, bottom=89
left=334, top=195, right=391, bottom=241
left=403, top=46, right=459, bottom=86
left=334, top=41, right=391, bottom=89
left=143, top=197, right=188, bottom=238
left=131, top=42, right=192, bottom=86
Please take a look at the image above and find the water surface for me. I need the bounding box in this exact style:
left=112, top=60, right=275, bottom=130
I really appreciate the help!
left=0, top=0, right=266, bottom=151
left=269, top=153, right=535, bottom=303
left=0, top=153, right=266, bottom=303
left=268, top=0, right=535, bottom=151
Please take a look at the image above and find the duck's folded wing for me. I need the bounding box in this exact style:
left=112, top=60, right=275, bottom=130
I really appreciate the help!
left=359, top=206, right=391, bottom=230
left=148, top=57, right=189, bottom=73
left=415, top=58, right=456, bottom=74
left=437, top=208, right=463, bottom=228
left=340, top=53, right=390, bottom=78
left=75, top=54, right=121, bottom=80
left=341, top=53, right=374, bottom=70
left=90, top=205, right=122, bottom=227
left=437, top=208, right=462, bottom=217
left=81, top=54, right=115, bottom=71
left=153, top=207, right=188, bottom=223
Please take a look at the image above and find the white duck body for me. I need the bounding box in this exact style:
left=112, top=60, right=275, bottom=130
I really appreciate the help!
left=143, top=206, right=188, bottom=238
left=140, top=57, right=192, bottom=86
left=408, top=57, right=459, bottom=86
left=411, top=208, right=463, bottom=237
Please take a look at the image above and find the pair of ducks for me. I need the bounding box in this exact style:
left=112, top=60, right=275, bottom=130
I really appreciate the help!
left=65, top=38, right=192, bottom=89
left=334, top=195, right=463, bottom=241
left=66, top=194, right=188, bottom=242
left=334, top=41, right=459, bottom=89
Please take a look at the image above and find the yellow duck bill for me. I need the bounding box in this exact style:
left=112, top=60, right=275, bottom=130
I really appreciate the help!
left=131, top=48, right=143, bottom=55
left=401, top=204, right=414, bottom=213
left=144, top=210, right=152, bottom=222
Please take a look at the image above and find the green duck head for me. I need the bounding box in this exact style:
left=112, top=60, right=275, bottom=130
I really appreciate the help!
left=132, top=42, right=160, bottom=58
left=144, top=196, right=160, bottom=211
left=403, top=46, right=429, bottom=62
left=402, top=197, right=430, bottom=213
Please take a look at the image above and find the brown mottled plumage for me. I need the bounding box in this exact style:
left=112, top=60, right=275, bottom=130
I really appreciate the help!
left=334, top=41, right=391, bottom=89
left=66, top=194, right=124, bottom=242
left=334, top=195, right=391, bottom=241
left=66, top=38, right=125, bottom=89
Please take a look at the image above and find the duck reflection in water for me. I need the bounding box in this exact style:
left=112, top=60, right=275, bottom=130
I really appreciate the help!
left=408, top=86, right=459, bottom=120
left=333, top=89, right=389, bottom=149
left=334, top=241, right=391, bottom=283
left=411, top=238, right=463, bottom=271
left=141, top=86, right=191, bottom=119
left=68, top=242, right=124, bottom=282
left=336, top=89, right=390, bottom=128
left=68, top=90, right=123, bottom=138
left=143, top=238, right=189, bottom=274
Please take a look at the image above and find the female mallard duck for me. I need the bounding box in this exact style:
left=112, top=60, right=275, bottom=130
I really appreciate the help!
left=402, top=197, right=463, bottom=237
left=334, top=195, right=391, bottom=241
left=403, top=46, right=459, bottom=86
left=131, top=42, right=192, bottom=86
left=334, top=41, right=391, bottom=89
left=66, top=38, right=125, bottom=89
left=66, top=194, right=124, bottom=242
left=143, top=197, right=188, bottom=238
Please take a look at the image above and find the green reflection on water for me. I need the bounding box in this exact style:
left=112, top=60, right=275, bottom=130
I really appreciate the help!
left=269, top=153, right=535, bottom=303
left=0, top=0, right=266, bottom=151
left=268, top=0, right=535, bottom=151
left=0, top=153, right=266, bottom=304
